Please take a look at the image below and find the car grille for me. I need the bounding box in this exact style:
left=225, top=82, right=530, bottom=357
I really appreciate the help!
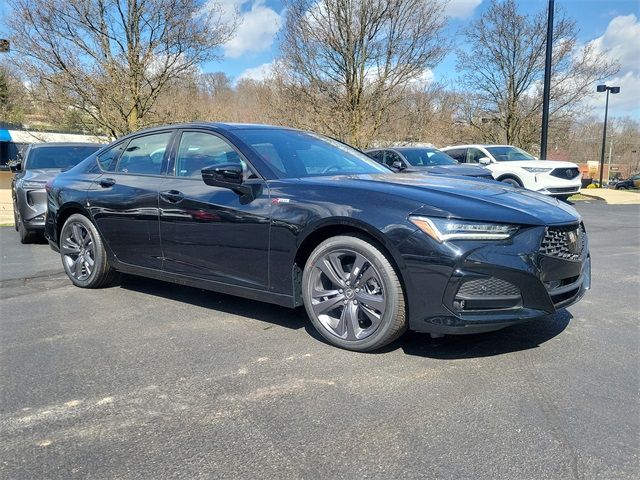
left=550, top=167, right=580, bottom=180
left=540, top=224, right=585, bottom=260
left=457, top=277, right=520, bottom=297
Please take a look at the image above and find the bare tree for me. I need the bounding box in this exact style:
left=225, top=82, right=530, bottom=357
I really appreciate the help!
left=278, top=0, right=447, bottom=148
left=7, top=0, right=236, bottom=136
left=457, top=0, right=618, bottom=150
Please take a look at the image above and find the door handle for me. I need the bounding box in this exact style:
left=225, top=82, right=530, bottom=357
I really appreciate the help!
left=98, top=177, right=116, bottom=188
left=160, top=190, right=184, bottom=203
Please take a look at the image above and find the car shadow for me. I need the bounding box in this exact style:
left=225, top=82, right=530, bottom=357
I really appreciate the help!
left=390, top=310, right=573, bottom=359
left=118, top=274, right=310, bottom=331
left=118, top=275, right=572, bottom=358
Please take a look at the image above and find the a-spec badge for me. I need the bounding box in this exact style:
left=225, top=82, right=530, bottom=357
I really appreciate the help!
left=272, top=198, right=291, bottom=205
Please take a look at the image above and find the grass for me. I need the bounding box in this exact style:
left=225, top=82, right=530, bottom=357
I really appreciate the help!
left=568, top=193, right=599, bottom=201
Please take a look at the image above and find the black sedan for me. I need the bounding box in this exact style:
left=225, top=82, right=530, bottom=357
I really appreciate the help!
left=45, top=123, right=591, bottom=351
left=614, top=173, right=640, bottom=190
left=366, top=146, right=494, bottom=179
left=11, top=142, right=102, bottom=243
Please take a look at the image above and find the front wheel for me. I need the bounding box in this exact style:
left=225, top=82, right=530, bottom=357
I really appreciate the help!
left=302, top=235, right=407, bottom=352
left=60, top=214, right=118, bottom=288
left=500, top=177, right=522, bottom=188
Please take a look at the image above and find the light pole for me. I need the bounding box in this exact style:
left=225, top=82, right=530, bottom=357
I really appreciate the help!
left=597, top=84, right=620, bottom=186
left=540, top=0, right=554, bottom=160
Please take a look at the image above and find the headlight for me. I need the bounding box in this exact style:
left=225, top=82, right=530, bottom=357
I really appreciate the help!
left=21, top=180, right=46, bottom=189
left=409, top=216, right=518, bottom=242
left=522, top=167, right=552, bottom=173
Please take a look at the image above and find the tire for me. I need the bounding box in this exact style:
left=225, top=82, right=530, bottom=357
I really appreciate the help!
left=16, top=210, right=35, bottom=244
left=60, top=213, right=119, bottom=288
left=617, top=186, right=627, bottom=190
left=500, top=177, right=522, bottom=188
left=557, top=195, right=571, bottom=202
left=13, top=200, right=19, bottom=232
left=302, top=235, right=407, bottom=352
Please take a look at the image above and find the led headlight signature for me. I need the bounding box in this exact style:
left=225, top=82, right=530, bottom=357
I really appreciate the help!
left=410, top=216, right=518, bottom=242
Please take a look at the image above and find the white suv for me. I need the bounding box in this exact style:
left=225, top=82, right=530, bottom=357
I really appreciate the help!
left=441, top=144, right=581, bottom=200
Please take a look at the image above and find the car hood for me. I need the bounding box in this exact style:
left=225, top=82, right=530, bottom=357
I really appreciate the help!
left=411, top=164, right=492, bottom=177
left=21, top=169, right=62, bottom=184
left=497, top=160, right=578, bottom=169
left=299, top=173, right=580, bottom=226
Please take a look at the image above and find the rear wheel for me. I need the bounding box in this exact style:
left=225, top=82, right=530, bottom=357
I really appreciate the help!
left=302, top=235, right=407, bottom=352
left=60, top=214, right=118, bottom=288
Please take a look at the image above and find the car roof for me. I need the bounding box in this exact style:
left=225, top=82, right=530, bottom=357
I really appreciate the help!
left=29, top=142, right=104, bottom=148
left=131, top=122, right=296, bottom=135
left=442, top=144, right=514, bottom=149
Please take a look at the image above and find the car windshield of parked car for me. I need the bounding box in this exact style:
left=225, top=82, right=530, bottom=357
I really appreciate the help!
left=26, top=146, right=100, bottom=169
left=486, top=146, right=536, bottom=161
left=233, top=129, right=390, bottom=178
left=400, top=148, right=458, bottom=166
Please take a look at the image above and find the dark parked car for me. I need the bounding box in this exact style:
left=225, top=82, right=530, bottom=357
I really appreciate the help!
left=45, top=123, right=591, bottom=351
left=365, top=146, right=494, bottom=179
left=614, top=173, right=640, bottom=190
left=11, top=142, right=102, bottom=243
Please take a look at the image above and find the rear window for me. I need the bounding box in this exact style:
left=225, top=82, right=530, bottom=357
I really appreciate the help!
left=25, top=145, right=101, bottom=169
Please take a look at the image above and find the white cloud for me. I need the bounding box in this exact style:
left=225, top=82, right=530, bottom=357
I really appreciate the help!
left=443, top=0, right=482, bottom=19
left=237, top=61, right=276, bottom=82
left=583, top=14, right=640, bottom=117
left=216, top=0, right=283, bottom=59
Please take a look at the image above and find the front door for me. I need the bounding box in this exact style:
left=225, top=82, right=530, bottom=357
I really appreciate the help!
left=158, top=130, right=271, bottom=289
left=88, top=130, right=174, bottom=270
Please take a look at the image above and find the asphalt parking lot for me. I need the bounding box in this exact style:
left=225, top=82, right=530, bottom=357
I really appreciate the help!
left=1, top=201, right=638, bottom=479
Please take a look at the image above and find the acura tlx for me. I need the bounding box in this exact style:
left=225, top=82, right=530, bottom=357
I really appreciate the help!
left=45, top=123, right=590, bottom=351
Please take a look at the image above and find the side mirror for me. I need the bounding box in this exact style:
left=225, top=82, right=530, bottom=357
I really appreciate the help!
left=478, top=157, right=491, bottom=165
left=9, top=162, right=22, bottom=172
left=201, top=163, right=250, bottom=195
left=392, top=160, right=405, bottom=170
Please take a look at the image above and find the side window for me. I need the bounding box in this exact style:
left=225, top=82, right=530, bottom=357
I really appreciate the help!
left=367, top=151, right=384, bottom=163
left=97, top=143, right=126, bottom=172
left=446, top=148, right=467, bottom=162
left=466, top=148, right=484, bottom=164
left=116, top=132, right=172, bottom=175
left=174, top=131, right=256, bottom=179
left=384, top=151, right=402, bottom=167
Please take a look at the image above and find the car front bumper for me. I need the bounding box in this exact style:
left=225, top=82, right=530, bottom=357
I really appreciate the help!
left=16, top=187, right=47, bottom=229
left=398, top=223, right=591, bottom=334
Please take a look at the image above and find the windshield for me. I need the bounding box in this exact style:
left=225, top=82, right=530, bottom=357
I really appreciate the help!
left=26, top=145, right=100, bottom=169
left=232, top=129, right=389, bottom=178
left=486, top=146, right=536, bottom=161
left=399, top=148, right=457, bottom=166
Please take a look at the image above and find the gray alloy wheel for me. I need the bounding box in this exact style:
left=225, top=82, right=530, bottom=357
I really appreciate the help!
left=302, top=235, right=407, bottom=352
left=60, top=214, right=118, bottom=288
left=500, top=177, right=522, bottom=188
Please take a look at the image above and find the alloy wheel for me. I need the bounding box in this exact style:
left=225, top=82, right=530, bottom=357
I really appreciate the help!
left=61, top=222, right=95, bottom=281
left=309, top=249, right=386, bottom=341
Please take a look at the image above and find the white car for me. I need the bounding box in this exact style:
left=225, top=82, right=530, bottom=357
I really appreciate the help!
left=440, top=144, right=581, bottom=200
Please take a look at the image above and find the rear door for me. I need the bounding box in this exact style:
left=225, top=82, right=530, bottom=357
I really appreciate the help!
left=158, top=129, right=271, bottom=289
left=88, top=130, right=175, bottom=270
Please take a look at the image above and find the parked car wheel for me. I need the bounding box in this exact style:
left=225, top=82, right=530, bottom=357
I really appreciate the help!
left=13, top=200, right=19, bottom=232
left=616, top=185, right=627, bottom=190
left=500, top=177, right=522, bottom=188
left=60, top=214, right=118, bottom=288
left=16, top=211, right=35, bottom=244
left=302, top=235, right=407, bottom=352
left=557, top=195, right=571, bottom=202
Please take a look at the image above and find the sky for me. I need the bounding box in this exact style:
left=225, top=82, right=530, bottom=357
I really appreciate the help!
left=0, top=0, right=638, bottom=117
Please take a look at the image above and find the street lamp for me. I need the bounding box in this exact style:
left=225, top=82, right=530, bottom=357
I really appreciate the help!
left=597, top=84, right=620, bottom=186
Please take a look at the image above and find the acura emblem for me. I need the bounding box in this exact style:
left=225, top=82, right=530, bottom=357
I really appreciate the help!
left=566, top=229, right=580, bottom=253
left=566, top=169, right=574, bottom=177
